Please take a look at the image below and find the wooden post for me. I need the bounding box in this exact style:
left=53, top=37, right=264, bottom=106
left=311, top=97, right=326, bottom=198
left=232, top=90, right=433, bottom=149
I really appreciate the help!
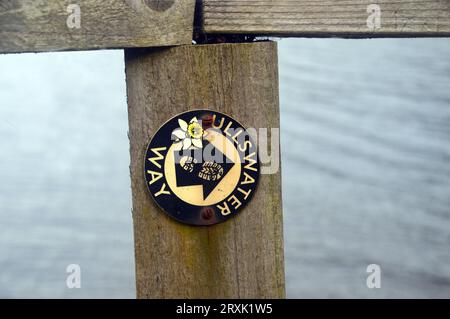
left=125, top=42, right=285, bottom=298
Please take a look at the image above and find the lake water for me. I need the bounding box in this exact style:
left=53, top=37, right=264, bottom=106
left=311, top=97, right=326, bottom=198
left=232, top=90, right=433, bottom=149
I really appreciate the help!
left=0, top=38, right=449, bottom=298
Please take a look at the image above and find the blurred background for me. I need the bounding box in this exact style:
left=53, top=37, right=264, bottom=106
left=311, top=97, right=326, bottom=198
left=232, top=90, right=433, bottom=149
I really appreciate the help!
left=0, top=38, right=449, bottom=298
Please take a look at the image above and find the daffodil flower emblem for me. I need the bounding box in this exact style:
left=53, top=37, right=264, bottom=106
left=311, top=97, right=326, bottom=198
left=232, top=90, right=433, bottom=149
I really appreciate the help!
left=172, top=117, right=204, bottom=150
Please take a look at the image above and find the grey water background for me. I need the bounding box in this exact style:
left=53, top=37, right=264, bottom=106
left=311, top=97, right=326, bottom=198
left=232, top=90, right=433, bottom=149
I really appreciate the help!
left=0, top=38, right=449, bottom=298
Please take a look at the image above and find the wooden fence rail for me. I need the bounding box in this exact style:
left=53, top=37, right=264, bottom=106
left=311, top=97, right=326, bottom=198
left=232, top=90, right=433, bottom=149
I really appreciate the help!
left=202, top=0, right=450, bottom=37
left=0, top=0, right=195, bottom=53
left=1, top=0, right=449, bottom=54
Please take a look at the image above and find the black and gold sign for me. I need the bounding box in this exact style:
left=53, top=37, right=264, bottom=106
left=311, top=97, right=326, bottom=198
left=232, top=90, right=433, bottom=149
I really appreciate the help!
left=144, top=109, right=260, bottom=226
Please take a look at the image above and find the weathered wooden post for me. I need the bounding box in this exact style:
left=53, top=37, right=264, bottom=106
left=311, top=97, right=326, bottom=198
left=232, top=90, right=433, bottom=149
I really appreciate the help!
left=125, top=42, right=285, bottom=298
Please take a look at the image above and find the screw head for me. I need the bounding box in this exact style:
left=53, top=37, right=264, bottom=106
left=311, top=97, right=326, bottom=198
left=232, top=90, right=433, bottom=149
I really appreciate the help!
left=201, top=207, right=214, bottom=220
left=201, top=114, right=214, bottom=130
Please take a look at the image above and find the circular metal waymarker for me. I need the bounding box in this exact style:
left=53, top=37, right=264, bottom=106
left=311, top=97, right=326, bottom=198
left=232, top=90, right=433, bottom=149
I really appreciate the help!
left=144, top=109, right=260, bottom=226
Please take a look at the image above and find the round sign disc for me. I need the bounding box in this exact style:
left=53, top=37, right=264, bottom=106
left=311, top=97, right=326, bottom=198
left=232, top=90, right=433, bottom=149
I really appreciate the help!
left=144, top=109, right=260, bottom=226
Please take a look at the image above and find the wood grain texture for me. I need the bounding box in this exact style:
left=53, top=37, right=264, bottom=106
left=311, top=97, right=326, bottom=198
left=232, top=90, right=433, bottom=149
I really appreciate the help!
left=0, top=0, right=195, bottom=53
left=202, top=0, right=450, bottom=37
left=125, top=42, right=285, bottom=298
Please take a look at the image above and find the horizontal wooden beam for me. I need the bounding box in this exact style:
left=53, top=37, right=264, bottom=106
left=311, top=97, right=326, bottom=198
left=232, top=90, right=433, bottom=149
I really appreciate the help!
left=202, top=0, right=450, bottom=37
left=0, top=0, right=195, bottom=54
left=2, top=0, right=448, bottom=54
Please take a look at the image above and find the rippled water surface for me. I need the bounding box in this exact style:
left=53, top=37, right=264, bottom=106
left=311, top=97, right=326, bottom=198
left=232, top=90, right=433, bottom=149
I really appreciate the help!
left=0, top=38, right=449, bottom=298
